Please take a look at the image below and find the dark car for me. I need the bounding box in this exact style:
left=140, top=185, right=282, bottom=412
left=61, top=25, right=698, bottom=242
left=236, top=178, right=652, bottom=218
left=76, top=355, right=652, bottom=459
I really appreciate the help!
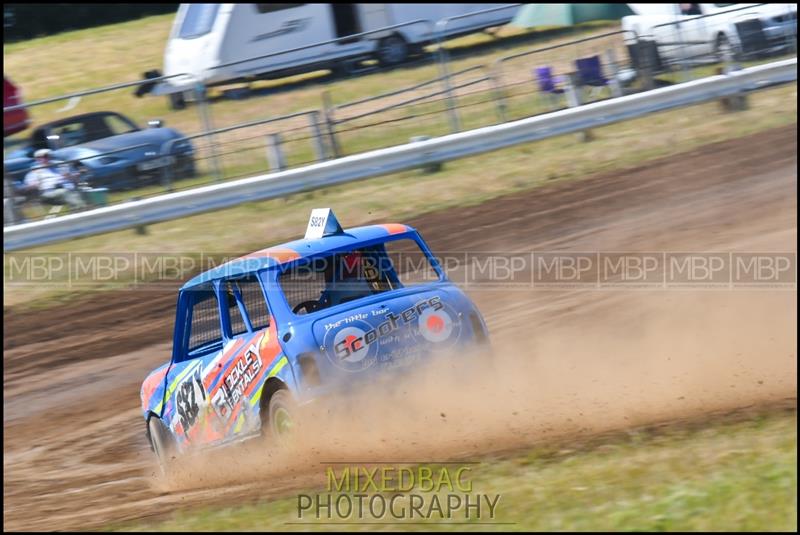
left=4, top=76, right=30, bottom=138
left=4, top=111, right=195, bottom=191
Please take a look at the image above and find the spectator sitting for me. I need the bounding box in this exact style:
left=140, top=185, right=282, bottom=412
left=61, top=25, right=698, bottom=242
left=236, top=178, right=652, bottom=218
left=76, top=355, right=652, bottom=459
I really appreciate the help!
left=21, top=149, right=86, bottom=210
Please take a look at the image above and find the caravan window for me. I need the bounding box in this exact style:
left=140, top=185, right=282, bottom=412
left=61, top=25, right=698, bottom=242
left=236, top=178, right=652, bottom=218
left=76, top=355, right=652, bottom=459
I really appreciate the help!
left=179, top=4, right=220, bottom=39
left=255, top=4, right=304, bottom=14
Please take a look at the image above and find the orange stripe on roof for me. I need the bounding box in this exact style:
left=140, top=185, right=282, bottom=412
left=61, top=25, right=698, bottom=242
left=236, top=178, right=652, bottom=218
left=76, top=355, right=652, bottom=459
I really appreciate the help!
left=240, top=247, right=300, bottom=264
left=381, top=224, right=408, bottom=235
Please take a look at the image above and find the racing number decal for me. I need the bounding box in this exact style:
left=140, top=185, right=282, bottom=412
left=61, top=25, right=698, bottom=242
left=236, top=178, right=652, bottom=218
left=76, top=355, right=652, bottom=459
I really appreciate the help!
left=176, top=368, right=206, bottom=432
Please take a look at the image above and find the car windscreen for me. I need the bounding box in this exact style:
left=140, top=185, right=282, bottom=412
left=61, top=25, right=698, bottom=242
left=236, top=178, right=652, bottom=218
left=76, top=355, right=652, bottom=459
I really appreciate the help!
left=179, top=4, right=220, bottom=39
left=278, top=239, right=439, bottom=316
left=49, top=114, right=137, bottom=147
left=104, top=113, right=139, bottom=136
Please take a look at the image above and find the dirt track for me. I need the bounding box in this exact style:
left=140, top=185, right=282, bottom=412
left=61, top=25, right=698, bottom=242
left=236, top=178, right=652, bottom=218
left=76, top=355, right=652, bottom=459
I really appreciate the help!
left=3, top=125, right=797, bottom=531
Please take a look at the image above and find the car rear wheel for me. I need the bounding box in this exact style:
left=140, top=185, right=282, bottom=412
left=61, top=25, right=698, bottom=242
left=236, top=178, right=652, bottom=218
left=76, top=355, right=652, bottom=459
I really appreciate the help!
left=268, top=389, right=298, bottom=447
left=148, top=417, right=177, bottom=477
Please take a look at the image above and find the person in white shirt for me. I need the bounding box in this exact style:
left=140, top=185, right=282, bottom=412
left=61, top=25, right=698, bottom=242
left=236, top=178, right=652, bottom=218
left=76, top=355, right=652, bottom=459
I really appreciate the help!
left=22, top=149, right=86, bottom=209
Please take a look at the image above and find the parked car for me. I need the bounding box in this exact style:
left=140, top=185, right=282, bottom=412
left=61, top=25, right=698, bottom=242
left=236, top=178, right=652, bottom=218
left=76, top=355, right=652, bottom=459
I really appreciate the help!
left=141, top=209, right=491, bottom=475
left=623, top=3, right=797, bottom=65
left=3, top=76, right=31, bottom=137
left=4, top=111, right=195, bottom=191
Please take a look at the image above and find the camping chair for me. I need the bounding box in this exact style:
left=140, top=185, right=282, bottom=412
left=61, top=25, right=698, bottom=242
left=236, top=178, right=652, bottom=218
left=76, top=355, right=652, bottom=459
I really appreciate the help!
left=533, top=66, right=565, bottom=110
left=574, top=55, right=611, bottom=100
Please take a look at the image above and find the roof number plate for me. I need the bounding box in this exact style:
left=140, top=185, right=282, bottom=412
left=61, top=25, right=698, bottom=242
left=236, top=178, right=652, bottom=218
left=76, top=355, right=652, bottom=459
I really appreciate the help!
left=305, top=208, right=343, bottom=239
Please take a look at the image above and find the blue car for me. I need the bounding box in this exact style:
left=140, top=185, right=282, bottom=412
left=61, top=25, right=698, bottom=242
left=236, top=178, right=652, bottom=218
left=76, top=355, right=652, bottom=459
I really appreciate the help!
left=4, top=111, right=194, bottom=191
left=140, top=209, right=490, bottom=473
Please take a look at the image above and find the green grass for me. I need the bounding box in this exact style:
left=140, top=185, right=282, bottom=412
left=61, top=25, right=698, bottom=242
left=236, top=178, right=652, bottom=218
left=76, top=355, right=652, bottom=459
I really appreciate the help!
left=115, top=409, right=797, bottom=531
left=4, top=81, right=797, bottom=309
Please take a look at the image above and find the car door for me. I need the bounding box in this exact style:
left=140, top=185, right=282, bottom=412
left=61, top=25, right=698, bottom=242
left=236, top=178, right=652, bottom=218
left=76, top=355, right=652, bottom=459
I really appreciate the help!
left=162, top=277, right=281, bottom=451
left=666, top=4, right=705, bottom=64
left=160, top=282, right=229, bottom=450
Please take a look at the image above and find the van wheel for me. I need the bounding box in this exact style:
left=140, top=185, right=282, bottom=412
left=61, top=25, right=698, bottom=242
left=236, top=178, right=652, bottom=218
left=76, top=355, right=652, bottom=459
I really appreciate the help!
left=168, top=92, right=187, bottom=111
left=377, top=34, right=409, bottom=66
left=331, top=59, right=358, bottom=78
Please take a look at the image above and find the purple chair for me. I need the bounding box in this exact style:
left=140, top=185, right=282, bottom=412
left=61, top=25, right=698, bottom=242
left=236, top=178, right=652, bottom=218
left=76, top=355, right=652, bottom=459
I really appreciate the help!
left=533, top=66, right=566, bottom=110
left=575, top=55, right=610, bottom=98
left=534, top=66, right=565, bottom=94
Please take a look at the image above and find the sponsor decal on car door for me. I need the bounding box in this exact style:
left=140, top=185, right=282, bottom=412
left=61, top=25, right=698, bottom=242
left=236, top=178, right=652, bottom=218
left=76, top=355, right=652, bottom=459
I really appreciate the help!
left=170, top=321, right=285, bottom=446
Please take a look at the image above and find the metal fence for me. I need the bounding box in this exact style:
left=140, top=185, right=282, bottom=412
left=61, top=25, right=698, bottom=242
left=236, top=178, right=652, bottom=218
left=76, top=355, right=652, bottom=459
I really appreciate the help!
left=4, top=57, right=796, bottom=251
left=4, top=4, right=797, bottom=227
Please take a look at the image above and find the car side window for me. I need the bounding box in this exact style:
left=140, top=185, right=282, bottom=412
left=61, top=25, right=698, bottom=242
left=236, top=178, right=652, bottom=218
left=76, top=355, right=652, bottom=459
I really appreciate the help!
left=31, top=129, right=49, bottom=151
left=279, top=246, right=398, bottom=315
left=383, top=239, right=440, bottom=286
left=184, top=284, right=223, bottom=358
left=222, top=275, right=271, bottom=337
left=83, top=116, right=113, bottom=142
left=53, top=123, right=87, bottom=147
left=104, top=114, right=139, bottom=136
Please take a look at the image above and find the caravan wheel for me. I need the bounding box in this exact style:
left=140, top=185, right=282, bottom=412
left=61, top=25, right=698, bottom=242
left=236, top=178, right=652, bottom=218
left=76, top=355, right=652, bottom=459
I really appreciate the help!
left=377, top=34, right=410, bottom=66
left=167, top=91, right=187, bottom=111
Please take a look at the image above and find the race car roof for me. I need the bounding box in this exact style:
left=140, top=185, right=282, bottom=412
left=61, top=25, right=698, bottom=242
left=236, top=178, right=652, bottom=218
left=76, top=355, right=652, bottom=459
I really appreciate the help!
left=182, top=223, right=413, bottom=289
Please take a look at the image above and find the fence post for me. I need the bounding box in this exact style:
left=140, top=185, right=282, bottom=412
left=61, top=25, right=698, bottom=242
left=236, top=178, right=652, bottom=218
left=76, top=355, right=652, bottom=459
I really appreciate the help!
left=3, top=175, right=18, bottom=226
left=161, top=159, right=174, bottom=193
left=307, top=111, right=329, bottom=162
left=786, top=3, right=798, bottom=54
left=486, top=66, right=508, bottom=123
left=194, top=83, right=224, bottom=182
left=564, top=74, right=594, bottom=142
left=605, top=48, right=624, bottom=98
left=718, top=52, right=748, bottom=112
left=409, top=135, right=443, bottom=173
left=639, top=39, right=656, bottom=91
left=673, top=18, right=693, bottom=83
left=266, top=134, right=287, bottom=172
left=434, top=22, right=462, bottom=133
left=321, top=91, right=341, bottom=159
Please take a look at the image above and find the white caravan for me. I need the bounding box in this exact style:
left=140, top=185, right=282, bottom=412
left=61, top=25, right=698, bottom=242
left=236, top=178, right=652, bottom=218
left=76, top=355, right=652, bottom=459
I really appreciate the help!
left=152, top=3, right=519, bottom=107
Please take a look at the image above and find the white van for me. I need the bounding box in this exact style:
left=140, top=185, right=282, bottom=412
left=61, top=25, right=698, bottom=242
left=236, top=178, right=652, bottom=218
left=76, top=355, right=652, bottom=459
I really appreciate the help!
left=622, top=3, right=796, bottom=66
left=150, top=3, right=519, bottom=108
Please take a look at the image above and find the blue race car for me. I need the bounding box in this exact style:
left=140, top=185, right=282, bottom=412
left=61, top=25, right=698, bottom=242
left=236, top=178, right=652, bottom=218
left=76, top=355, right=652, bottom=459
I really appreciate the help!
left=4, top=111, right=194, bottom=191
left=141, top=209, right=490, bottom=472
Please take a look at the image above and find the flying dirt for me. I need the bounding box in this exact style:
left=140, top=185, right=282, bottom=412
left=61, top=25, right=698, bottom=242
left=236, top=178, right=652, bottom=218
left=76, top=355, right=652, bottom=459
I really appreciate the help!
left=3, top=125, right=797, bottom=530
